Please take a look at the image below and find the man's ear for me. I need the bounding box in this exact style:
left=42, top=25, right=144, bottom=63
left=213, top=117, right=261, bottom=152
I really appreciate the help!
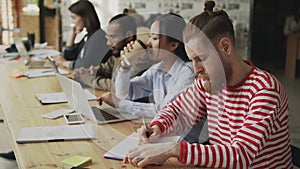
left=126, top=31, right=135, bottom=43
left=219, top=37, right=232, bottom=55
left=169, top=41, right=179, bottom=52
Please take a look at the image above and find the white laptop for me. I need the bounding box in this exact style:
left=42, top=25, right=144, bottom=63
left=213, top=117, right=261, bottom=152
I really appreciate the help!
left=16, top=124, right=95, bottom=144
left=56, top=73, right=138, bottom=125
left=47, top=56, right=60, bottom=73
left=14, top=38, right=52, bottom=68
left=21, top=56, right=69, bottom=78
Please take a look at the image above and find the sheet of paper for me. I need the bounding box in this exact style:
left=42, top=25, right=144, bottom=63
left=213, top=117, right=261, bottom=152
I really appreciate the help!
left=22, top=68, right=69, bottom=78
left=36, top=89, right=97, bottom=104
left=103, top=132, right=180, bottom=160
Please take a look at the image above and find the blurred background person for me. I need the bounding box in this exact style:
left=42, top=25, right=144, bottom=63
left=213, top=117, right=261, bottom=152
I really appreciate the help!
left=284, top=7, right=300, bottom=36
left=53, top=0, right=110, bottom=69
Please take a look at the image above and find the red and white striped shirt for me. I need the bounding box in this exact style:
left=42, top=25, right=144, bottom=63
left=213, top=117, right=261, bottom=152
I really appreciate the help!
left=150, top=65, right=292, bottom=168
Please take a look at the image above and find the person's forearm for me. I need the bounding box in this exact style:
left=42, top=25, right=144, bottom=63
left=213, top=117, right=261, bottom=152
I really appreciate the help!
left=115, top=69, right=131, bottom=99
left=170, top=143, right=180, bottom=158
left=62, top=60, right=72, bottom=69
left=94, top=78, right=112, bottom=91
left=119, top=100, right=157, bottom=118
left=66, top=32, right=76, bottom=47
left=157, top=142, right=180, bottom=162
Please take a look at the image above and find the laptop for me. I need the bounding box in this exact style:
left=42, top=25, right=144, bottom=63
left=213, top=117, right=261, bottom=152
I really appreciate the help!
left=16, top=124, right=95, bottom=144
left=47, top=56, right=60, bottom=73
left=56, top=73, right=138, bottom=124
left=14, top=38, right=52, bottom=68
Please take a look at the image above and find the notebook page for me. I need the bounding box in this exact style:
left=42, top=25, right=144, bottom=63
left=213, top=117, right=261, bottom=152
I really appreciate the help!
left=104, top=132, right=180, bottom=160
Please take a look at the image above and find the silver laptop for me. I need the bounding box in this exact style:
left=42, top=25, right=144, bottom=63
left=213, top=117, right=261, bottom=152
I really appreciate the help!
left=56, top=73, right=138, bottom=124
left=47, top=56, right=60, bottom=73
left=14, top=38, right=52, bottom=68
left=16, top=124, right=95, bottom=144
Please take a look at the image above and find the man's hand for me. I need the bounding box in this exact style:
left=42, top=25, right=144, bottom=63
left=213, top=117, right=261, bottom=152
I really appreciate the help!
left=137, top=124, right=161, bottom=144
left=123, top=142, right=180, bottom=168
left=97, top=92, right=120, bottom=108
left=52, top=55, right=70, bottom=68
left=73, top=67, right=92, bottom=82
left=87, top=65, right=97, bottom=76
left=120, top=41, right=145, bottom=67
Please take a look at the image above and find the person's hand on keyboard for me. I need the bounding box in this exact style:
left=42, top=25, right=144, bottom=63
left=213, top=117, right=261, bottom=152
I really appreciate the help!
left=97, top=92, right=120, bottom=108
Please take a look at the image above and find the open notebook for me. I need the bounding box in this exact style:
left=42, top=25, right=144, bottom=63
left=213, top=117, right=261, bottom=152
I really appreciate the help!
left=103, top=132, right=180, bottom=160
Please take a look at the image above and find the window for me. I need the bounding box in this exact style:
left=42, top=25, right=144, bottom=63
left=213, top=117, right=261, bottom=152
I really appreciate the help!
left=1, top=0, right=14, bottom=44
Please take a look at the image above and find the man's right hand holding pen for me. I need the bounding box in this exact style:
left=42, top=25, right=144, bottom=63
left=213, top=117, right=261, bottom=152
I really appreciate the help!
left=137, top=124, right=161, bottom=144
left=124, top=124, right=180, bottom=167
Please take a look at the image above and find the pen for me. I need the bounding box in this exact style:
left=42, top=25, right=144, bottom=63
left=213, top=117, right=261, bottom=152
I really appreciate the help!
left=142, top=116, right=150, bottom=138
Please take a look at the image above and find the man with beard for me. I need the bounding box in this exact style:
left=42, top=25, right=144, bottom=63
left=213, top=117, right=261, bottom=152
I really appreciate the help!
left=74, top=14, right=153, bottom=91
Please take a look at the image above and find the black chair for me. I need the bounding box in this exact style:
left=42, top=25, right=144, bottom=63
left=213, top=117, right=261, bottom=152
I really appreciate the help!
left=292, top=145, right=300, bottom=167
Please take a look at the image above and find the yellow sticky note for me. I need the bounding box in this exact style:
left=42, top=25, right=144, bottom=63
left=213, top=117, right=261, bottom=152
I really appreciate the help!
left=61, top=155, right=92, bottom=167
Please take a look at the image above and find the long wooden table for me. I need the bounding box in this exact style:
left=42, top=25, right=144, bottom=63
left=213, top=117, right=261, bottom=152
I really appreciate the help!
left=0, top=61, right=199, bottom=168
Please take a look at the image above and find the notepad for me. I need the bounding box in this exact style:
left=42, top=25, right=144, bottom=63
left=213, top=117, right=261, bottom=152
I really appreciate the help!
left=103, top=132, right=180, bottom=160
left=36, top=89, right=97, bottom=104
left=61, top=155, right=92, bottom=167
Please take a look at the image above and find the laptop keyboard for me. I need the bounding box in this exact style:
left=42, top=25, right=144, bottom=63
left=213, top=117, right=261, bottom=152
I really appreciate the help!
left=91, top=106, right=119, bottom=121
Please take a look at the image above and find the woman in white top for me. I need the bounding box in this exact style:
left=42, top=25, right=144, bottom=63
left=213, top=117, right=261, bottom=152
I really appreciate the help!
left=100, top=13, right=208, bottom=144
left=99, top=13, right=195, bottom=118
